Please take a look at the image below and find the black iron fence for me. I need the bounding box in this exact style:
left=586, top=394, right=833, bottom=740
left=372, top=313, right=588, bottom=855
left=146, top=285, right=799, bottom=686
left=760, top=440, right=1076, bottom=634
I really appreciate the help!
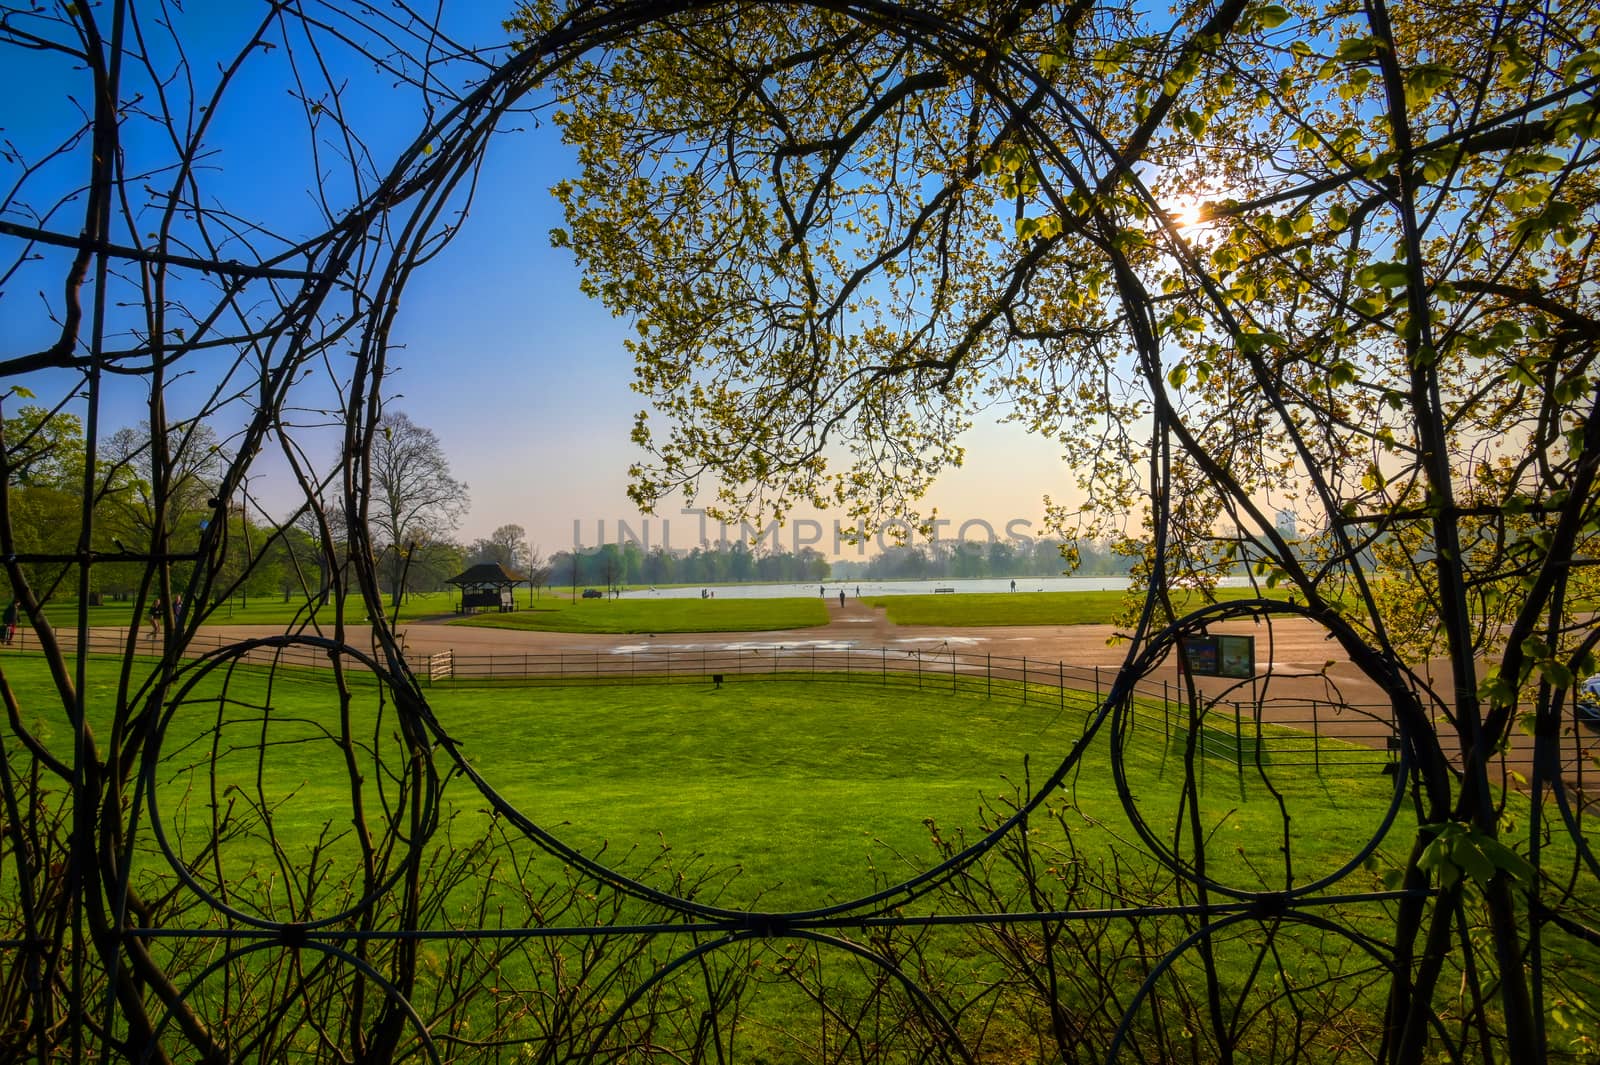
left=10, top=627, right=1405, bottom=776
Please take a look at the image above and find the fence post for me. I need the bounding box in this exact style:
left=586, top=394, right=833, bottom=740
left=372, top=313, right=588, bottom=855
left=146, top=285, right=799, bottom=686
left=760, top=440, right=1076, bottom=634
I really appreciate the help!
left=1094, top=665, right=1101, bottom=705
left=1022, top=657, right=1027, bottom=704
left=1312, top=700, right=1321, bottom=774
left=987, top=654, right=991, bottom=699
left=1232, top=701, right=1243, bottom=780
left=882, top=647, right=887, bottom=685
left=1059, top=661, right=1064, bottom=713
left=916, top=650, right=922, bottom=689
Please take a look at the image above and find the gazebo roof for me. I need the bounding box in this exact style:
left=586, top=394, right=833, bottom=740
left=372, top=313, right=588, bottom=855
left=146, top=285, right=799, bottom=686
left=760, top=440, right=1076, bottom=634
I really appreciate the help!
left=445, top=562, right=528, bottom=589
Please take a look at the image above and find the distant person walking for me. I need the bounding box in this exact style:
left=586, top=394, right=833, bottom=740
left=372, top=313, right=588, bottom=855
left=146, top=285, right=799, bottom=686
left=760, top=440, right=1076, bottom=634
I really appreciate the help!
left=2, top=599, right=16, bottom=645
left=820, top=585, right=825, bottom=597
left=1010, top=579, right=1016, bottom=592
left=838, top=589, right=845, bottom=607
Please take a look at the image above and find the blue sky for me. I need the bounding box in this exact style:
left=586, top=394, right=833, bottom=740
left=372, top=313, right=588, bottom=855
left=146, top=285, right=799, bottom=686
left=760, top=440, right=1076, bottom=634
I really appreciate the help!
left=0, top=1, right=1077, bottom=558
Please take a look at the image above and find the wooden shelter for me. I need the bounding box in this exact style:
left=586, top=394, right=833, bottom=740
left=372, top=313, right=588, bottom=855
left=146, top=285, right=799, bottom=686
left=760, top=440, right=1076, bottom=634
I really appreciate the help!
left=446, top=562, right=527, bottom=613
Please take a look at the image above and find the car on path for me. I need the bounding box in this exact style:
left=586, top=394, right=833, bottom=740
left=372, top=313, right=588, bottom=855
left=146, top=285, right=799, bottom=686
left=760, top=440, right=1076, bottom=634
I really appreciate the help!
left=1578, top=674, right=1600, bottom=734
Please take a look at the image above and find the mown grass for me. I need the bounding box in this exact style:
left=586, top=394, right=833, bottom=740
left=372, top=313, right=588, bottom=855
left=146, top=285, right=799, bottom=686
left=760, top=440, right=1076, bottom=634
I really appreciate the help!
left=1, top=650, right=1399, bottom=912
left=13, top=651, right=1593, bottom=1061
left=33, top=584, right=1281, bottom=635
left=865, top=586, right=1283, bottom=626
left=450, top=595, right=830, bottom=634
left=18, top=589, right=464, bottom=631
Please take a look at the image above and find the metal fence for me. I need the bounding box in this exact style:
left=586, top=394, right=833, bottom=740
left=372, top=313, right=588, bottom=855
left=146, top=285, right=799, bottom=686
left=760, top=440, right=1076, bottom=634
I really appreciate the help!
left=12, top=627, right=1402, bottom=776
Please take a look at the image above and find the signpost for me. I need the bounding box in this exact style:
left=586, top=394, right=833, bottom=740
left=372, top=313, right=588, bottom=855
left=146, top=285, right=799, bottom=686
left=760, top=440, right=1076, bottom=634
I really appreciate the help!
left=1179, top=633, right=1255, bottom=679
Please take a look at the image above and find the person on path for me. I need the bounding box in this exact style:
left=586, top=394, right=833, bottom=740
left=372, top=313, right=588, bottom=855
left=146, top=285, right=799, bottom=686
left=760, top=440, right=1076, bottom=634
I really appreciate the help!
left=839, top=589, right=845, bottom=607
left=820, top=585, right=825, bottom=597
left=2, top=599, right=16, bottom=646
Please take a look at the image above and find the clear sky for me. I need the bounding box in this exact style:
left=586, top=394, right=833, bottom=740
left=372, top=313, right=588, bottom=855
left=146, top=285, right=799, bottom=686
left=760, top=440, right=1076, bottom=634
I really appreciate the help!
left=0, top=2, right=1083, bottom=559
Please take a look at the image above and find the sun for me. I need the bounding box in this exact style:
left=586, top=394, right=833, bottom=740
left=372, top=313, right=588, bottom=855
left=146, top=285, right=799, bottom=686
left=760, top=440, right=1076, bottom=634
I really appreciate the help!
left=1166, top=196, right=1207, bottom=229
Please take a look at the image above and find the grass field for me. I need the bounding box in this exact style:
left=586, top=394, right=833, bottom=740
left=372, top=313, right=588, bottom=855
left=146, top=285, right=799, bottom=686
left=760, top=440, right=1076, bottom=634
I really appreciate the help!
left=451, top=595, right=830, bottom=634
left=25, top=583, right=1279, bottom=635
left=18, top=589, right=464, bottom=630
left=866, top=586, right=1282, bottom=626
left=10, top=651, right=1592, bottom=1061
left=3, top=651, right=1400, bottom=911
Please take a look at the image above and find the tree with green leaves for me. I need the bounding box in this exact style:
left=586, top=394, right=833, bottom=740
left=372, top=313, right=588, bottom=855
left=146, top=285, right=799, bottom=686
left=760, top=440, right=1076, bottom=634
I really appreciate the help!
left=526, top=0, right=1600, bottom=1059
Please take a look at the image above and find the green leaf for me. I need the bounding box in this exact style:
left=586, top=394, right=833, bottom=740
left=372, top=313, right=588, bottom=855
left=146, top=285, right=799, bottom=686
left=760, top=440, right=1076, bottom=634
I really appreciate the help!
left=1506, top=151, right=1567, bottom=177
left=1356, top=261, right=1409, bottom=290
left=1335, top=37, right=1377, bottom=63
left=1453, top=838, right=1496, bottom=887
left=1237, top=331, right=1286, bottom=354
left=1418, top=834, right=1459, bottom=888
left=1538, top=660, right=1575, bottom=689
left=1476, top=836, right=1537, bottom=886
left=1256, top=4, right=1291, bottom=28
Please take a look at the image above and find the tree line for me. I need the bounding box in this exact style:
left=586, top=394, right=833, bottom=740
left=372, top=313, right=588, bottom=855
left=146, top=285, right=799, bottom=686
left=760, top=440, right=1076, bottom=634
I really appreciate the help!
left=5, top=400, right=1155, bottom=609
left=0, top=402, right=535, bottom=610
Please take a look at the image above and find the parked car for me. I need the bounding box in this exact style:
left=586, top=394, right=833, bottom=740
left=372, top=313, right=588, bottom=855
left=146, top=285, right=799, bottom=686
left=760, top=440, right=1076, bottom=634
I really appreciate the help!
left=1578, top=674, right=1600, bottom=734
left=581, top=588, right=604, bottom=599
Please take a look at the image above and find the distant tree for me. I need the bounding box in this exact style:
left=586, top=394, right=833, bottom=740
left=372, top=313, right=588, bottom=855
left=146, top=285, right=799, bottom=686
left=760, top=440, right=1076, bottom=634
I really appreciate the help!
left=642, top=546, right=674, bottom=586
left=2, top=403, right=85, bottom=489
left=525, top=545, right=551, bottom=603
left=101, top=420, right=227, bottom=544
left=361, top=411, right=468, bottom=609
left=550, top=549, right=584, bottom=601
left=210, top=508, right=280, bottom=612
left=0, top=401, right=88, bottom=601
left=285, top=504, right=349, bottom=610
left=597, top=543, right=622, bottom=595
left=469, top=523, right=529, bottom=572
left=797, top=547, right=830, bottom=582
left=404, top=538, right=466, bottom=596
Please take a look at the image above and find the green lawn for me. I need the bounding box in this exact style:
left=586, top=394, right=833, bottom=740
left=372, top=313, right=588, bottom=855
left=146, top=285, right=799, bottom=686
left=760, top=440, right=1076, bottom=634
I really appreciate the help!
left=428, top=677, right=1403, bottom=907
left=0, top=650, right=1398, bottom=912
left=865, top=586, right=1282, bottom=626
left=27, top=584, right=1284, bottom=635
left=9, top=651, right=1582, bottom=1060
left=3, top=650, right=1401, bottom=907
left=19, top=589, right=463, bottom=630
left=450, top=595, right=829, bottom=634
